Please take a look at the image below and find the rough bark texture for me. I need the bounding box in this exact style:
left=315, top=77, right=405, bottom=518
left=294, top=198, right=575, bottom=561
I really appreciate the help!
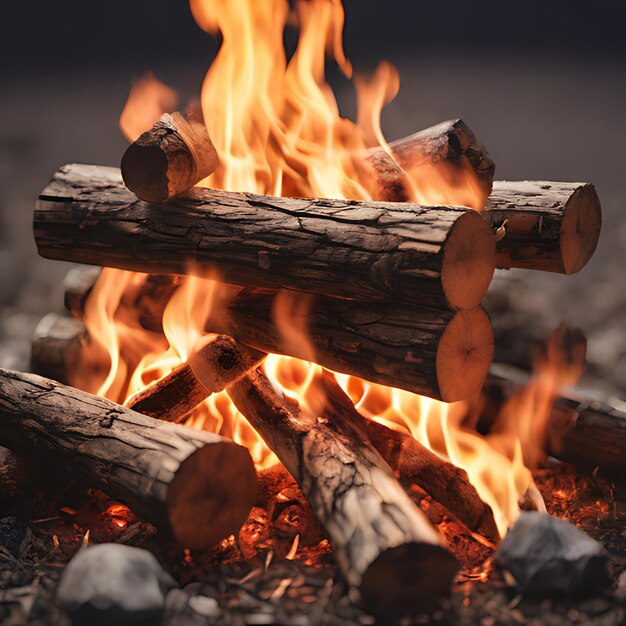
left=0, top=369, right=258, bottom=550
left=121, top=112, right=219, bottom=203
left=226, top=367, right=458, bottom=616
left=35, top=164, right=496, bottom=311
left=319, top=373, right=499, bottom=541
left=482, top=181, right=601, bottom=274
left=30, top=313, right=89, bottom=385
left=211, top=288, right=494, bottom=402
left=126, top=335, right=266, bottom=421
left=363, top=119, right=495, bottom=204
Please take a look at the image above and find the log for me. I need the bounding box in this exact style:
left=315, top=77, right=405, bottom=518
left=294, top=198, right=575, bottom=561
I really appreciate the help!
left=61, top=267, right=495, bottom=402
left=0, top=368, right=258, bottom=550
left=36, top=164, right=496, bottom=311
left=125, top=335, right=265, bottom=421
left=63, top=266, right=102, bottom=320
left=483, top=181, right=602, bottom=275
left=121, top=111, right=219, bottom=203
left=211, top=289, right=494, bottom=402
left=363, top=118, right=495, bottom=205
left=318, top=372, right=499, bottom=541
left=225, top=367, right=459, bottom=616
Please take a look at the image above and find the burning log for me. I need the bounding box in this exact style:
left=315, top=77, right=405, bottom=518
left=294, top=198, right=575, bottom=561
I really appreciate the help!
left=125, top=335, right=265, bottom=421
left=226, top=367, right=459, bottom=616
left=35, top=164, right=496, bottom=311
left=60, top=267, right=495, bottom=401
left=484, top=181, right=602, bottom=275
left=0, top=369, right=258, bottom=550
left=121, top=112, right=219, bottom=203
left=363, top=118, right=495, bottom=203
left=318, top=372, right=499, bottom=541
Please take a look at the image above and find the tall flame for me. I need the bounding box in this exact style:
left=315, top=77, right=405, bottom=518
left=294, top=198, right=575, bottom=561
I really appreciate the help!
left=77, top=0, right=581, bottom=541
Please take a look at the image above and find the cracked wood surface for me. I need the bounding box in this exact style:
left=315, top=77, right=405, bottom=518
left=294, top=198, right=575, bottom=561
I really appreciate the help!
left=226, top=367, right=458, bottom=616
left=482, top=181, right=602, bottom=274
left=35, top=164, right=495, bottom=311
left=0, top=369, right=258, bottom=549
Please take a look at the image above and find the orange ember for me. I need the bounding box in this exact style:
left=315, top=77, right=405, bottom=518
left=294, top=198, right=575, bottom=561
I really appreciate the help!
left=74, top=0, right=579, bottom=541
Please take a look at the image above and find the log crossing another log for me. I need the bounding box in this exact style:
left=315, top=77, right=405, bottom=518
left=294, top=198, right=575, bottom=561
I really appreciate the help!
left=0, top=369, right=258, bottom=550
left=225, top=366, right=459, bottom=616
left=35, top=164, right=496, bottom=311
left=121, top=112, right=219, bottom=203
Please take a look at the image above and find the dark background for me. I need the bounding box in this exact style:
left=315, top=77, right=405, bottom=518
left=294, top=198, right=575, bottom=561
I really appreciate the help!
left=1, top=1, right=625, bottom=394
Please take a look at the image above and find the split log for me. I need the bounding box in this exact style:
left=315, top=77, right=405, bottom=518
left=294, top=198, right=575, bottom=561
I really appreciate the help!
left=483, top=181, right=602, bottom=275
left=125, top=335, right=265, bottom=421
left=226, top=367, right=458, bottom=616
left=318, top=372, right=499, bottom=541
left=61, top=267, right=495, bottom=402
left=0, top=368, right=258, bottom=550
left=121, top=111, right=219, bottom=203
left=363, top=118, right=495, bottom=204
left=36, top=164, right=496, bottom=311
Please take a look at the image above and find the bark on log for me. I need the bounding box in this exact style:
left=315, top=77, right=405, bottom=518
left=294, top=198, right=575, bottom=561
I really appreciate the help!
left=318, top=372, right=499, bottom=541
left=226, top=367, right=458, bottom=615
left=121, top=112, right=219, bottom=203
left=61, top=267, right=495, bottom=402
left=0, top=369, right=258, bottom=550
left=483, top=181, right=602, bottom=275
left=125, top=335, right=265, bottom=421
left=36, top=164, right=496, bottom=311
left=363, top=119, right=495, bottom=205
left=211, top=288, right=494, bottom=402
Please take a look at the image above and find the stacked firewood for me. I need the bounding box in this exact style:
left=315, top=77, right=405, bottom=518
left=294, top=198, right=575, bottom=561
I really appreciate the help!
left=0, top=116, right=609, bottom=615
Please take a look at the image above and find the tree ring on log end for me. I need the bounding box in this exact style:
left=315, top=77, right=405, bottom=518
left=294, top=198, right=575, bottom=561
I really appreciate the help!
left=436, top=307, right=494, bottom=402
left=167, top=439, right=258, bottom=550
left=441, top=211, right=495, bottom=309
left=360, top=542, right=458, bottom=616
left=560, top=184, right=602, bottom=275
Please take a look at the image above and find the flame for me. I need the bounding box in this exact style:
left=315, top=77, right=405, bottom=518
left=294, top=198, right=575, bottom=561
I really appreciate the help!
left=82, top=0, right=581, bottom=542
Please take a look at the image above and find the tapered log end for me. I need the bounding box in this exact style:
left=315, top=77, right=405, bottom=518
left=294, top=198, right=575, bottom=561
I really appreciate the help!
left=441, top=211, right=495, bottom=309
left=560, top=184, right=602, bottom=275
left=437, top=307, right=494, bottom=402
left=167, top=439, right=258, bottom=550
left=360, top=542, right=459, bottom=616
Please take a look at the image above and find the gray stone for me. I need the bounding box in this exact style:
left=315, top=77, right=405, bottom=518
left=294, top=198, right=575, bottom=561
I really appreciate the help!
left=494, top=511, right=610, bottom=595
left=56, top=543, right=177, bottom=626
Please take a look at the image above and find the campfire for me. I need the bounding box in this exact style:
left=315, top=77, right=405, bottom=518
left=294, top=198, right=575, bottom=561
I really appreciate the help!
left=1, top=0, right=624, bottom=624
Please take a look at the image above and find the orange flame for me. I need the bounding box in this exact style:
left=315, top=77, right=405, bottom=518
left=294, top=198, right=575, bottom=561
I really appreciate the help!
left=82, top=0, right=581, bottom=540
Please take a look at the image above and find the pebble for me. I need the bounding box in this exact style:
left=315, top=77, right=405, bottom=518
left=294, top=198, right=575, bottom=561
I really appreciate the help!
left=56, top=543, right=177, bottom=625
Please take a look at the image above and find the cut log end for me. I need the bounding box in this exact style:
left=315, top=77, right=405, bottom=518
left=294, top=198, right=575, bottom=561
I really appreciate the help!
left=360, top=542, right=459, bottom=616
left=441, top=210, right=495, bottom=310
left=437, top=307, right=494, bottom=402
left=560, top=184, right=602, bottom=275
left=167, top=438, right=258, bottom=550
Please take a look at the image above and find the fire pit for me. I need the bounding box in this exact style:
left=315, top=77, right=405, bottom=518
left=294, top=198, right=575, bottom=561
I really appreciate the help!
left=1, top=1, right=624, bottom=625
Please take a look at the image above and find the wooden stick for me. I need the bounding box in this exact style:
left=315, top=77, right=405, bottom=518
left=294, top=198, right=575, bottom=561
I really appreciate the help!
left=484, top=181, right=602, bottom=275
left=121, top=111, right=219, bottom=203
left=36, top=164, right=496, bottom=311
left=0, top=368, right=258, bottom=550
left=125, top=335, right=265, bottom=421
left=363, top=118, right=495, bottom=204
left=318, top=372, right=499, bottom=541
left=226, top=367, right=458, bottom=616
left=61, top=267, right=495, bottom=402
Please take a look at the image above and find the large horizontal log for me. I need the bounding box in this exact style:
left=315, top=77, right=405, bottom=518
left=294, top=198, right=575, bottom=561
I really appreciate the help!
left=483, top=181, right=602, bottom=275
left=121, top=111, right=219, bottom=203
left=0, top=368, right=258, bottom=550
left=35, top=164, right=496, bottom=311
left=225, top=366, right=459, bottom=616
left=363, top=118, right=495, bottom=205
left=61, top=265, right=494, bottom=402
